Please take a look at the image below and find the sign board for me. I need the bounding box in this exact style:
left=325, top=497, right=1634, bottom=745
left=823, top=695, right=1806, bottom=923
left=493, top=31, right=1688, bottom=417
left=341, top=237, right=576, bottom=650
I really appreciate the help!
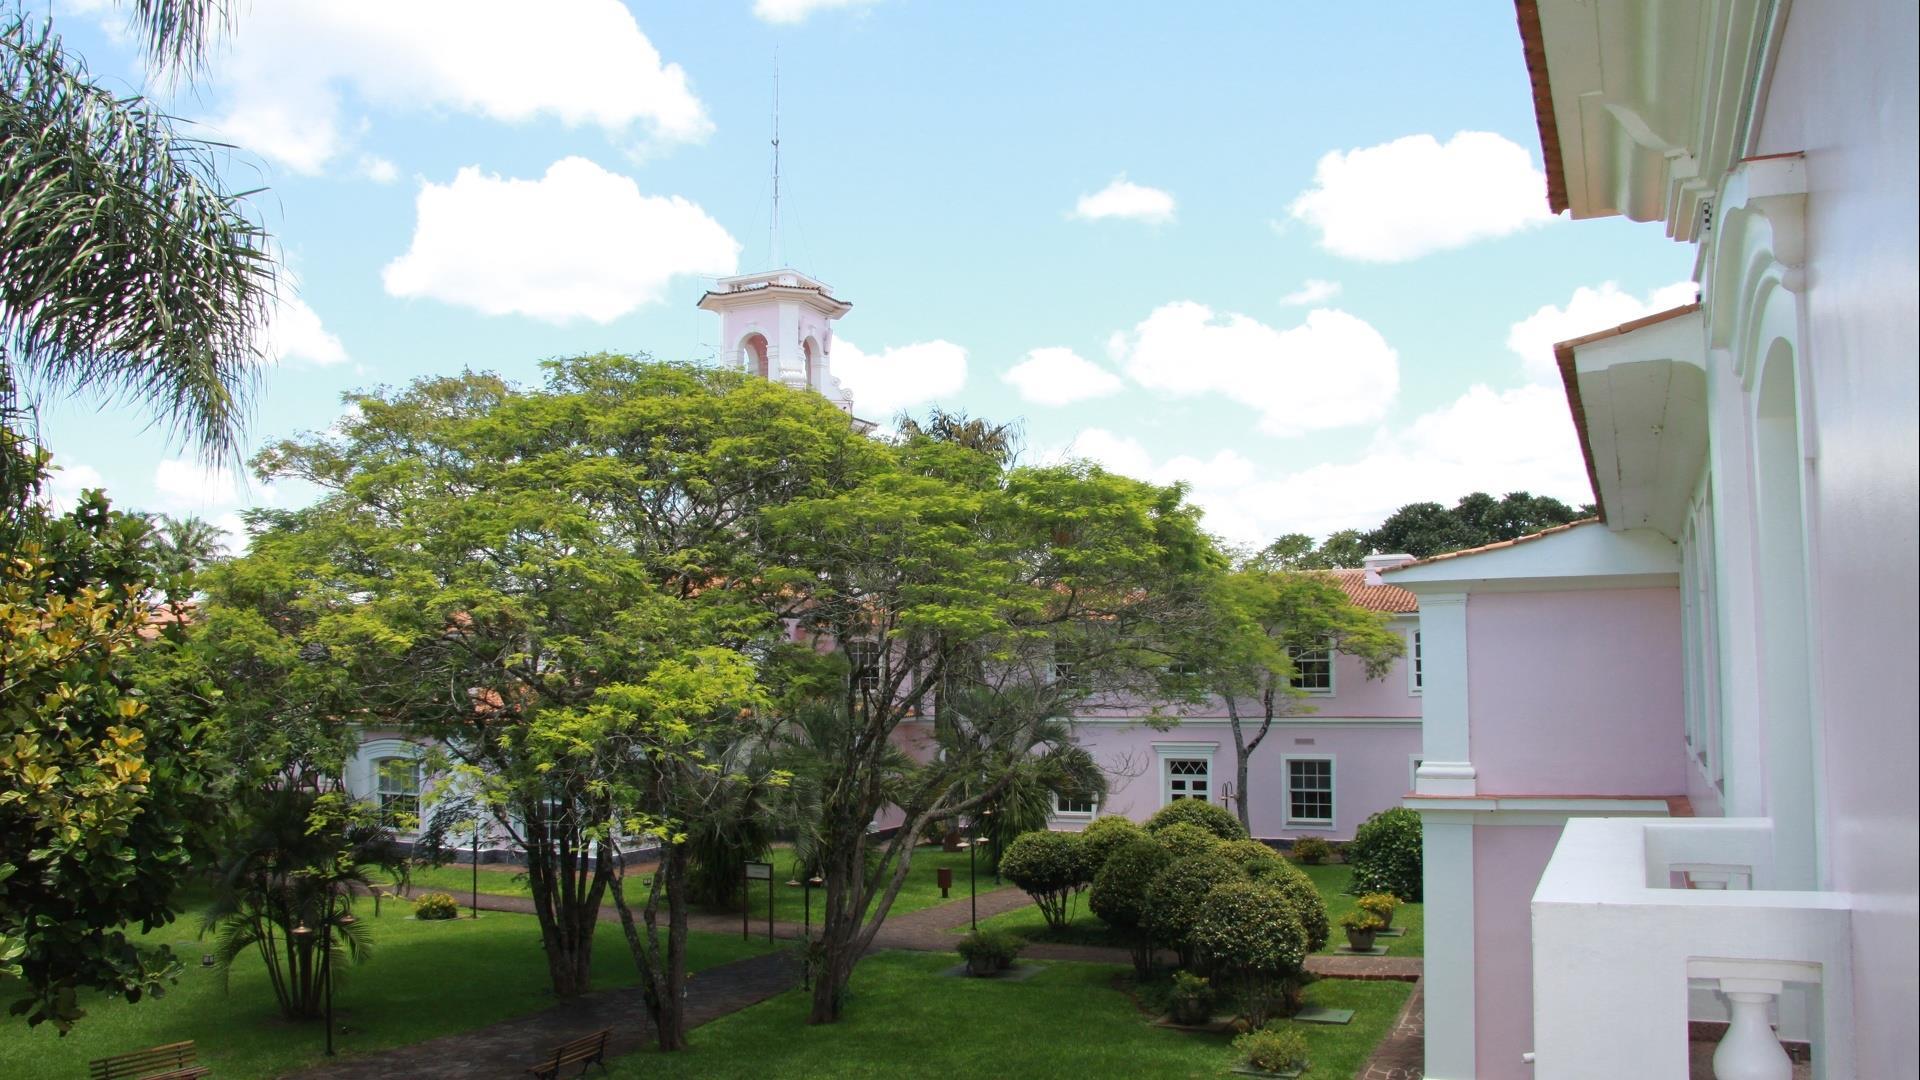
left=743, top=860, right=773, bottom=881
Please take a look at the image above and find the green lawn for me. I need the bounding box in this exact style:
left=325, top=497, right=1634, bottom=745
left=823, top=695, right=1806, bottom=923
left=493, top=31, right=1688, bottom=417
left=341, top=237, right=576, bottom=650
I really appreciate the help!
left=393, top=845, right=1007, bottom=925
left=966, top=862, right=1424, bottom=958
left=604, top=950, right=1411, bottom=1079
left=0, top=894, right=772, bottom=1080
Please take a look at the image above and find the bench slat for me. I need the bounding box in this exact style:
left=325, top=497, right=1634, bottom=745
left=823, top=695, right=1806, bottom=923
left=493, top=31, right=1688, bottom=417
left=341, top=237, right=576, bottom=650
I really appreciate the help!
left=528, top=1029, right=610, bottom=1079
left=89, top=1041, right=199, bottom=1080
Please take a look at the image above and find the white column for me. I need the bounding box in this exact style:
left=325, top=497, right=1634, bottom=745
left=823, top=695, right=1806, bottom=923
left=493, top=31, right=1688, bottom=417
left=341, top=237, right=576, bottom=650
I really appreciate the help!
left=1422, top=814, right=1476, bottom=1079
left=1414, top=592, right=1476, bottom=796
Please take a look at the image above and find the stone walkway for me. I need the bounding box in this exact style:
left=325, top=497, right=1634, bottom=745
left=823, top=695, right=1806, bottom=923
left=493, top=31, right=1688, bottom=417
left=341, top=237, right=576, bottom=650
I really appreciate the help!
left=287, top=951, right=795, bottom=1080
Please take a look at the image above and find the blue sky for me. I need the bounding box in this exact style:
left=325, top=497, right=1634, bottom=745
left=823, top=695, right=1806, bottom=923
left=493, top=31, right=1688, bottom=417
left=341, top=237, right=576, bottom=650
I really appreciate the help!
left=38, top=0, right=1694, bottom=551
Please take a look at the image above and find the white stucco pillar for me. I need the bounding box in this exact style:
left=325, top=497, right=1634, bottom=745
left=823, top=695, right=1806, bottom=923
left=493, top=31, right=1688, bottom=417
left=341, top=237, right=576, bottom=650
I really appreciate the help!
left=1422, top=814, right=1476, bottom=1079
left=1414, top=592, right=1476, bottom=796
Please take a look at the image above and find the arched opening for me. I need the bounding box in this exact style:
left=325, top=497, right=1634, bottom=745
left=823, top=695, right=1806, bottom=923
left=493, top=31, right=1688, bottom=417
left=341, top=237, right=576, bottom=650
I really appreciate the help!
left=1752, top=338, right=1818, bottom=888
left=802, top=336, right=820, bottom=390
left=740, top=333, right=770, bottom=379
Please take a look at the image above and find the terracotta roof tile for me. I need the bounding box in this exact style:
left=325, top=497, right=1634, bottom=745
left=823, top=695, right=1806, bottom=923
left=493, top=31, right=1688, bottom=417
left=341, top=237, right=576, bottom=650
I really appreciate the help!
left=1514, top=0, right=1569, bottom=215
left=1384, top=518, right=1601, bottom=571
left=1325, top=568, right=1418, bottom=614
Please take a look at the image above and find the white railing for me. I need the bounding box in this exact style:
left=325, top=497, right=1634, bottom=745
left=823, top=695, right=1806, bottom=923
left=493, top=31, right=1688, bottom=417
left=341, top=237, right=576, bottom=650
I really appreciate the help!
left=1531, top=818, right=1854, bottom=1079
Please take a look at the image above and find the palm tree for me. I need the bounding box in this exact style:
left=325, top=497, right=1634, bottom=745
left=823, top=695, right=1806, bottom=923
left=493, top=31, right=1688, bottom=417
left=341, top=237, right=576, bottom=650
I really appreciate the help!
left=2, top=1, right=274, bottom=465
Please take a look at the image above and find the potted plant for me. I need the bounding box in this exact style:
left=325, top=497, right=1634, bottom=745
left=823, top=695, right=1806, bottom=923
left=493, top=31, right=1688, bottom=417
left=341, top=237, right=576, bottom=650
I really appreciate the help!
left=957, top=929, right=1022, bottom=976
left=1340, top=910, right=1385, bottom=951
left=1232, top=1024, right=1310, bottom=1078
left=1167, top=970, right=1216, bottom=1025
left=1356, top=892, right=1400, bottom=930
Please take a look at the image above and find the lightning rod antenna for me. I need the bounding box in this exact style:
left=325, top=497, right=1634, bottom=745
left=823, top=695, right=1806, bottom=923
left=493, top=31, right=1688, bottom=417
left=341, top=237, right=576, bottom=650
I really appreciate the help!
left=770, top=54, right=782, bottom=268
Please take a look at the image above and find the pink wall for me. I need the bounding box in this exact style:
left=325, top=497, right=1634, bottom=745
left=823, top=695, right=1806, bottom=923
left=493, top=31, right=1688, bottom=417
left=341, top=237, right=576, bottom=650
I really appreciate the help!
left=1466, top=588, right=1687, bottom=796
left=1751, top=1, right=1920, bottom=1072
left=1062, top=720, right=1420, bottom=841
left=1474, top=824, right=1566, bottom=1078
left=1083, top=625, right=1423, bottom=723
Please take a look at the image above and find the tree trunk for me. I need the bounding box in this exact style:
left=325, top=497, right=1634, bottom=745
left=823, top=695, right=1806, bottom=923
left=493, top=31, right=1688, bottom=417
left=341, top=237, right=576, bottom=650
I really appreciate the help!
left=519, top=803, right=609, bottom=1000
left=610, top=844, right=692, bottom=1051
left=1226, top=696, right=1253, bottom=833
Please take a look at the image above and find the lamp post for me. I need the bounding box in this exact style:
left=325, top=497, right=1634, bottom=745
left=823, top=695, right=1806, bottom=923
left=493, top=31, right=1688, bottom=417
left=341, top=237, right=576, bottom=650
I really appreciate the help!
left=470, top=819, right=480, bottom=919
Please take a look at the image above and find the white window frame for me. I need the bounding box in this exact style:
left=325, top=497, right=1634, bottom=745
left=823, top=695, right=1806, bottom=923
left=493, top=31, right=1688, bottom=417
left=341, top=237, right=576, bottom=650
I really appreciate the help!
left=1052, top=790, right=1098, bottom=818
left=844, top=639, right=882, bottom=694
left=1409, top=755, right=1424, bottom=791
left=1282, top=754, right=1336, bottom=829
left=354, top=738, right=427, bottom=834
left=1408, top=629, right=1423, bottom=696
left=1152, top=741, right=1218, bottom=807
left=1287, top=640, right=1335, bottom=696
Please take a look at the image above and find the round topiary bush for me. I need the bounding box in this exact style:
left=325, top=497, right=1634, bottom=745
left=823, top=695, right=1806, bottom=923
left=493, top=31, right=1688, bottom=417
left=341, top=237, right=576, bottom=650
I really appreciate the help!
left=414, top=891, right=460, bottom=920
left=1215, top=838, right=1279, bottom=868
left=1290, top=835, right=1332, bottom=865
left=1144, top=852, right=1242, bottom=967
left=1192, top=880, right=1309, bottom=1028
left=1153, top=822, right=1225, bottom=860
left=1265, top=867, right=1330, bottom=953
left=1144, top=798, right=1249, bottom=841
left=1090, top=837, right=1174, bottom=976
left=998, top=830, right=1089, bottom=931
left=1077, top=815, right=1147, bottom=877
left=1348, top=806, right=1423, bottom=901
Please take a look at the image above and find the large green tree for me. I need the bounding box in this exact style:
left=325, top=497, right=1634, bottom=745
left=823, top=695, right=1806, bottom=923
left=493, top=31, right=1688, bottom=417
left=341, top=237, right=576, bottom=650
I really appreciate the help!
left=758, top=437, right=1218, bottom=1024
left=1365, top=491, right=1589, bottom=558
left=239, top=357, right=875, bottom=1004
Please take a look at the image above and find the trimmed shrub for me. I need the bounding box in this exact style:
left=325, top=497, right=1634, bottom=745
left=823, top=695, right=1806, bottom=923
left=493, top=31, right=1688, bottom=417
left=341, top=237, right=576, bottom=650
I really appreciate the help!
left=1144, top=798, right=1248, bottom=841
left=1090, top=837, right=1173, bottom=976
left=999, top=830, right=1089, bottom=931
left=1289, top=835, right=1332, bottom=865
left=1154, top=822, right=1224, bottom=860
left=957, top=929, right=1023, bottom=974
left=1348, top=806, right=1423, bottom=901
left=1357, top=892, right=1401, bottom=926
left=1340, top=909, right=1385, bottom=932
left=1193, top=880, right=1310, bottom=1027
left=1245, top=855, right=1309, bottom=887
left=1216, top=838, right=1279, bottom=868
left=1267, top=870, right=1330, bottom=953
left=414, top=891, right=460, bottom=920
left=1234, top=1024, right=1310, bottom=1073
left=1144, top=852, right=1242, bottom=968
left=1077, top=815, right=1147, bottom=876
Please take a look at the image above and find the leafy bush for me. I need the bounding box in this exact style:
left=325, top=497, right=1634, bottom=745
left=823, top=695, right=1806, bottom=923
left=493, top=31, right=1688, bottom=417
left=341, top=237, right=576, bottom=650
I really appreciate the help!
left=1348, top=806, right=1422, bottom=901
left=1089, top=837, right=1171, bottom=975
left=1077, top=815, right=1146, bottom=876
left=1154, top=822, right=1225, bottom=860
left=1193, top=881, right=1309, bottom=1027
left=1216, top=838, right=1279, bottom=867
left=1144, top=852, right=1242, bottom=967
left=1289, top=835, right=1332, bottom=865
left=1234, top=1024, right=1310, bottom=1073
left=956, top=929, right=1023, bottom=972
left=1145, top=799, right=1248, bottom=841
left=999, top=830, right=1090, bottom=931
left=414, top=892, right=461, bottom=920
left=1266, top=869, right=1331, bottom=953
left=1356, top=892, right=1401, bottom=922
left=1339, top=910, right=1385, bottom=932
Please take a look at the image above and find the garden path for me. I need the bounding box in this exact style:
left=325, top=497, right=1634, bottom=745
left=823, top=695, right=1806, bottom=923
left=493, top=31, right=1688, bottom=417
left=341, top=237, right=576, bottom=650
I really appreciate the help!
left=1358, top=976, right=1425, bottom=1080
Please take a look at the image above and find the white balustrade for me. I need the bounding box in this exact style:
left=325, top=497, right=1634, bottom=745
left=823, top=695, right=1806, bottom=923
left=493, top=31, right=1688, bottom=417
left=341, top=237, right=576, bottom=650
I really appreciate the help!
left=1530, top=818, right=1852, bottom=1079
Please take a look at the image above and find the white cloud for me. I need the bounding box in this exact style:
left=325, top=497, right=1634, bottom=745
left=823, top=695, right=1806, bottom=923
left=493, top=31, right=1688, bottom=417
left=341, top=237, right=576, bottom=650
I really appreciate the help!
left=1506, top=280, right=1699, bottom=382
left=833, top=338, right=968, bottom=418
left=45, top=461, right=104, bottom=512
left=153, top=460, right=239, bottom=510
left=1281, top=279, right=1342, bottom=306
left=382, top=157, right=739, bottom=323
left=1002, top=347, right=1124, bottom=406
left=1287, top=131, right=1555, bottom=261
left=1113, top=302, right=1399, bottom=436
left=260, top=291, right=350, bottom=367
left=190, top=1, right=710, bottom=174
left=1071, top=176, right=1176, bottom=224
left=359, top=155, right=399, bottom=184
left=1055, top=384, right=1589, bottom=548
left=753, top=0, right=880, bottom=23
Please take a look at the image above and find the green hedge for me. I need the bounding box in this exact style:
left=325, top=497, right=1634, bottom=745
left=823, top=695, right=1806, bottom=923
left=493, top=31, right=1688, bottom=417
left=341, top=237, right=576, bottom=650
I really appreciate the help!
left=1348, top=807, right=1422, bottom=901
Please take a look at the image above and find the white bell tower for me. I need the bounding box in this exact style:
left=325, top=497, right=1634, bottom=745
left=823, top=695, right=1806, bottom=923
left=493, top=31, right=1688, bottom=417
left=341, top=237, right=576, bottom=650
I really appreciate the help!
left=697, top=270, right=855, bottom=413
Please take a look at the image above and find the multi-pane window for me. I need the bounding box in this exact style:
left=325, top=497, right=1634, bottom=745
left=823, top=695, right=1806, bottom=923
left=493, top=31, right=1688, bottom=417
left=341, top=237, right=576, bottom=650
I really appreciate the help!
left=1166, top=758, right=1210, bottom=802
left=1054, top=791, right=1097, bottom=816
left=845, top=640, right=882, bottom=694
left=1410, top=631, right=1423, bottom=693
left=375, top=756, right=421, bottom=828
left=1287, top=642, right=1334, bottom=694
left=1286, top=758, right=1334, bottom=826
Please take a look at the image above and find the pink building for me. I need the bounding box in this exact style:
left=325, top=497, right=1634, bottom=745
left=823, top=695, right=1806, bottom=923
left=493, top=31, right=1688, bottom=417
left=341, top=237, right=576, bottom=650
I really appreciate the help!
left=1393, top=2, right=1918, bottom=1077
left=1031, top=562, right=1424, bottom=843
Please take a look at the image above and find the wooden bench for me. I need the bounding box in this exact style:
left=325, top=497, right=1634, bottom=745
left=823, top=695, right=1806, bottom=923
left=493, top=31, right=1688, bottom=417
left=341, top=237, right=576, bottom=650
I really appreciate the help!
left=88, top=1040, right=211, bottom=1080
left=528, top=1029, right=610, bottom=1079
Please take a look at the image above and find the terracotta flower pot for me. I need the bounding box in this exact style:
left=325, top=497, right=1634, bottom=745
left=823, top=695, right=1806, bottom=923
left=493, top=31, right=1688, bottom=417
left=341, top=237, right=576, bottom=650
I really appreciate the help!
left=1345, top=927, right=1378, bottom=952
